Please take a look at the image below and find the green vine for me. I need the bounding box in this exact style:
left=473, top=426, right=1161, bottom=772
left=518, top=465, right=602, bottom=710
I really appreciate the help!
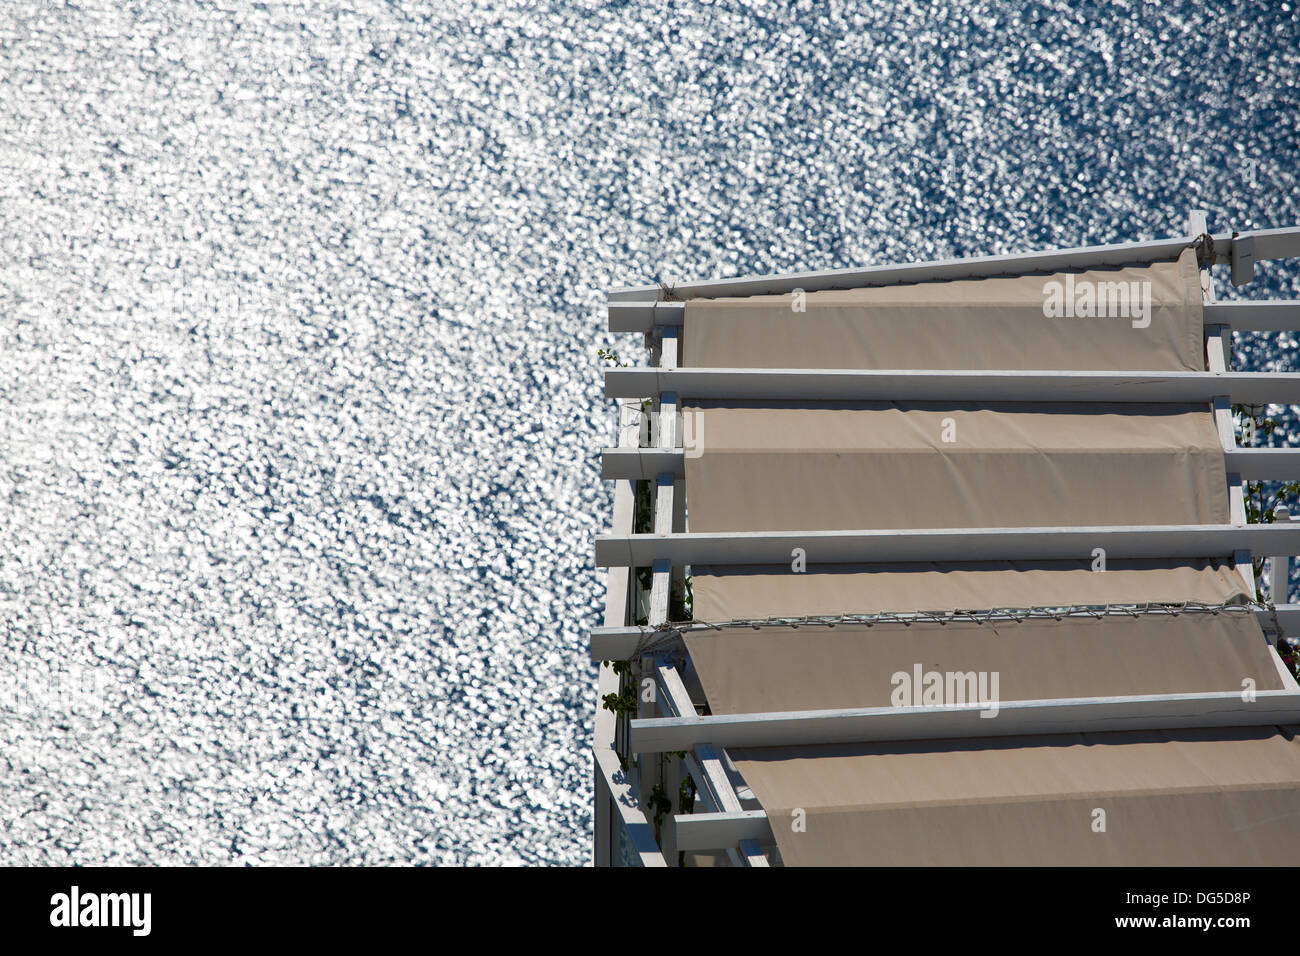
left=597, top=347, right=627, bottom=367
left=679, top=774, right=696, bottom=816
left=649, top=784, right=673, bottom=829
left=599, top=660, right=636, bottom=717
left=670, top=575, right=693, bottom=622
left=633, top=477, right=655, bottom=531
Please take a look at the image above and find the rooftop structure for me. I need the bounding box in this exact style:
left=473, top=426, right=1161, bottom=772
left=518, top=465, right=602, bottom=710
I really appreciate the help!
left=592, top=212, right=1300, bottom=866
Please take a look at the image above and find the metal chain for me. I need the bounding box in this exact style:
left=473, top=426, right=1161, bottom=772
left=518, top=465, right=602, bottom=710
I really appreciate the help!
left=1193, top=232, right=1216, bottom=267
left=647, top=598, right=1278, bottom=637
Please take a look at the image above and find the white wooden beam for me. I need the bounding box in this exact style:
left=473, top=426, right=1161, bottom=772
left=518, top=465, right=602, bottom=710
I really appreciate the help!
left=694, top=744, right=769, bottom=867
left=1232, top=234, right=1256, bottom=287
left=609, top=300, right=686, bottom=333
left=1274, top=506, right=1295, bottom=605
left=671, top=475, right=687, bottom=602
left=593, top=757, right=612, bottom=868
left=647, top=326, right=679, bottom=628
left=632, top=690, right=1300, bottom=752
left=1192, top=211, right=1254, bottom=600
left=596, top=522, right=1300, bottom=568
left=593, top=746, right=668, bottom=867
left=606, top=368, right=1300, bottom=405
left=1187, top=211, right=1214, bottom=290
left=601, top=446, right=1300, bottom=483
left=658, top=666, right=768, bottom=866
left=663, top=672, right=746, bottom=865
left=611, top=298, right=1300, bottom=335
left=590, top=626, right=681, bottom=662
left=625, top=327, right=683, bottom=857
left=606, top=226, right=1300, bottom=311
left=656, top=663, right=693, bottom=719
left=1204, top=301, right=1300, bottom=331
left=1224, top=448, right=1300, bottom=480
left=673, top=810, right=774, bottom=853
left=660, top=740, right=681, bottom=862
left=680, top=752, right=748, bottom=867
left=683, top=747, right=770, bottom=866
left=600, top=448, right=686, bottom=480
left=1245, top=226, right=1300, bottom=262
left=648, top=556, right=672, bottom=627
left=610, top=236, right=1201, bottom=303
left=597, top=399, right=641, bottom=715
left=594, top=387, right=644, bottom=865
left=635, top=653, right=659, bottom=815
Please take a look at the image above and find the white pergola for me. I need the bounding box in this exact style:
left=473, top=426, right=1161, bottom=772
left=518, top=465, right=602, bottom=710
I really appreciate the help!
left=592, top=213, right=1300, bottom=866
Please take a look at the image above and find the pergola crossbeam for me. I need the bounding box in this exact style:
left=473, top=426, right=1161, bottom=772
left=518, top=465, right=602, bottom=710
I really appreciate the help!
left=606, top=368, right=1300, bottom=404
left=656, top=666, right=769, bottom=865
left=596, top=522, right=1300, bottom=568
left=1204, top=301, right=1300, bottom=331
left=632, top=690, right=1300, bottom=752
left=607, top=226, right=1300, bottom=312
left=672, top=810, right=774, bottom=853
left=609, top=298, right=1300, bottom=335
left=602, top=446, right=1300, bottom=482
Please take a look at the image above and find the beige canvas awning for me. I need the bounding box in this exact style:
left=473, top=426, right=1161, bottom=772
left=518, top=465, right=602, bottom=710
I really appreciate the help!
left=671, top=252, right=1300, bottom=866
left=687, top=557, right=1280, bottom=713
left=729, top=727, right=1300, bottom=866
left=690, top=558, right=1251, bottom=621
left=682, top=248, right=1204, bottom=371
left=682, top=401, right=1228, bottom=532
left=683, top=613, right=1284, bottom=716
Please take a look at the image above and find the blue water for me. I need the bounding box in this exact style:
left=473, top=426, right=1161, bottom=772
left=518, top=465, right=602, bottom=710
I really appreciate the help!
left=0, top=0, right=1296, bottom=864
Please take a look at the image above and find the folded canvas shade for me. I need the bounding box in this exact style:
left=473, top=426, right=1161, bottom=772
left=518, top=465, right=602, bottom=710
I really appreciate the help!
left=683, top=613, right=1283, bottom=716
left=687, top=556, right=1274, bottom=711
left=730, top=727, right=1300, bottom=866
left=682, top=249, right=1204, bottom=372
left=690, top=558, right=1250, bottom=622
left=682, top=401, right=1228, bottom=532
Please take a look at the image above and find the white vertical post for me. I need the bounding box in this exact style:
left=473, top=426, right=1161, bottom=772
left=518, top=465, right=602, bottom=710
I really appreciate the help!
left=593, top=756, right=611, bottom=867
left=693, top=744, right=769, bottom=866
left=653, top=328, right=685, bottom=864
left=595, top=387, right=643, bottom=865
left=636, top=654, right=658, bottom=814
left=1191, top=209, right=1255, bottom=595
left=661, top=722, right=681, bottom=863
left=671, top=475, right=687, bottom=599
left=1273, top=505, right=1292, bottom=604
left=651, top=326, right=679, bottom=626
